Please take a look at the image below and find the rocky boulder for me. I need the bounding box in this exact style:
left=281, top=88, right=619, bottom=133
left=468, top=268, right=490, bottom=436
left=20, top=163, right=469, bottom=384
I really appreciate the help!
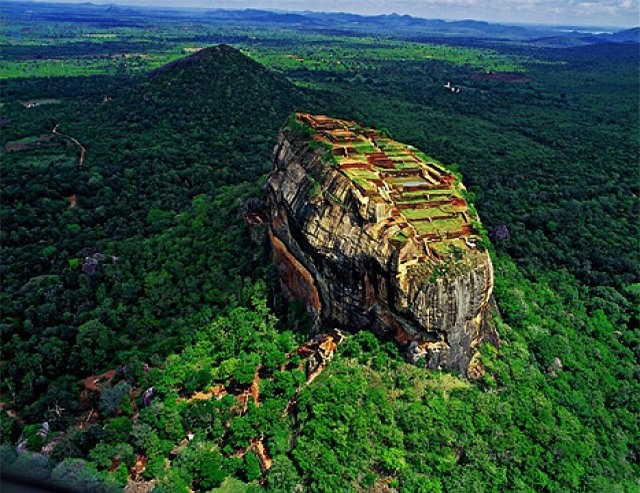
left=266, top=113, right=499, bottom=375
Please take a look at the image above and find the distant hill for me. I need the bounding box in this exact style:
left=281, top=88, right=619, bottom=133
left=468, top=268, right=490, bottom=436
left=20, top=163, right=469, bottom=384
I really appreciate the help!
left=537, top=26, right=640, bottom=46
left=139, top=43, right=308, bottom=183
left=151, top=43, right=278, bottom=80
left=203, top=9, right=544, bottom=40
left=2, top=1, right=635, bottom=45
left=598, top=26, right=640, bottom=43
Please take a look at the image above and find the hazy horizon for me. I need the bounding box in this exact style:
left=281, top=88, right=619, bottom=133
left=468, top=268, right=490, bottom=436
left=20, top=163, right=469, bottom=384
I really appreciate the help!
left=22, top=0, right=640, bottom=28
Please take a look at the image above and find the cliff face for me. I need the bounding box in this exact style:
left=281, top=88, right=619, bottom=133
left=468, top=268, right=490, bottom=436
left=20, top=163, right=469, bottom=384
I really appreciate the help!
left=266, top=114, right=498, bottom=375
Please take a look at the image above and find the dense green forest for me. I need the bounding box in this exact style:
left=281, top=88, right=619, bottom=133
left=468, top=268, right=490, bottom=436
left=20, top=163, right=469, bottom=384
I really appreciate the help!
left=1, top=4, right=638, bottom=492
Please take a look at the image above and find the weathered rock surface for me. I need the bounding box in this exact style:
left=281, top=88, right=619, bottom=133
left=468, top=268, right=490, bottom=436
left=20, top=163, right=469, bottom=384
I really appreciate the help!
left=266, top=113, right=499, bottom=375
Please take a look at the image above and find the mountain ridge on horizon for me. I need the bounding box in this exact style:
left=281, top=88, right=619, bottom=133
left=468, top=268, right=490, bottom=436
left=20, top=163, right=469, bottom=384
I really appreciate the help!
left=3, top=0, right=638, bottom=39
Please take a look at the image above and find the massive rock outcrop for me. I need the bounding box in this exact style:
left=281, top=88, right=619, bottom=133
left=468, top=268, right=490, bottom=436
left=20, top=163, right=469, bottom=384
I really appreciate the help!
left=266, top=113, right=498, bottom=375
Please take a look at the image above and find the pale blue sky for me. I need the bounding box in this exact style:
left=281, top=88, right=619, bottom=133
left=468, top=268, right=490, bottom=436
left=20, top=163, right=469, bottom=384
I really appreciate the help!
left=31, top=0, right=640, bottom=27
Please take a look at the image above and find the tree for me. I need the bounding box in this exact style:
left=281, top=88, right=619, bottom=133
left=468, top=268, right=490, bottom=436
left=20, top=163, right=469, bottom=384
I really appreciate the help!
left=89, top=442, right=135, bottom=470
left=9, top=452, right=53, bottom=482
left=265, top=455, right=300, bottom=492
left=51, top=458, right=118, bottom=493
left=232, top=354, right=260, bottom=387
left=380, top=447, right=407, bottom=474
left=100, top=382, right=132, bottom=415
left=104, top=417, right=132, bottom=445
left=72, top=319, right=116, bottom=373
left=241, top=451, right=262, bottom=482
left=198, top=449, right=229, bottom=490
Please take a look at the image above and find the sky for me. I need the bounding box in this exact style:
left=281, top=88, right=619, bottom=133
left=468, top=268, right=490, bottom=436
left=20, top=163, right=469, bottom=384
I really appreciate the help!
left=31, top=0, right=640, bottom=27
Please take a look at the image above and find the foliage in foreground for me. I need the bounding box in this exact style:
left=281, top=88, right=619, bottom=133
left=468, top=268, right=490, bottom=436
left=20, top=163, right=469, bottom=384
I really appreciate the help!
left=2, top=256, right=638, bottom=492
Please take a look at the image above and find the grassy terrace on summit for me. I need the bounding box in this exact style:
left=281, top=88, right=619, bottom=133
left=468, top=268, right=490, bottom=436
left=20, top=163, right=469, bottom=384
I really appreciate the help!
left=296, top=113, right=480, bottom=257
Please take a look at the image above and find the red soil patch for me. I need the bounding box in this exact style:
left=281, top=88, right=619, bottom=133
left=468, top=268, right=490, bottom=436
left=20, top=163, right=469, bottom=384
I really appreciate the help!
left=237, top=371, right=261, bottom=413
left=293, top=345, right=315, bottom=358
left=250, top=371, right=260, bottom=406
left=318, top=337, right=337, bottom=357
left=0, top=402, right=18, bottom=420
left=470, top=72, right=532, bottom=83
left=69, top=194, right=77, bottom=208
left=130, top=455, right=148, bottom=479
left=80, top=369, right=116, bottom=393
left=5, top=143, right=27, bottom=152
left=460, top=224, right=474, bottom=236
left=187, top=384, right=227, bottom=403
left=109, top=456, right=122, bottom=473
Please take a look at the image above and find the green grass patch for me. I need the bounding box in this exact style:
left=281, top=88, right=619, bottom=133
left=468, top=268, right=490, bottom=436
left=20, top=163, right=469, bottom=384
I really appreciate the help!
left=308, top=181, right=322, bottom=199
left=392, top=161, right=421, bottom=170
left=414, top=216, right=465, bottom=234
left=402, top=206, right=457, bottom=220
left=387, top=176, right=428, bottom=186
left=344, top=168, right=379, bottom=180
left=430, top=238, right=468, bottom=256
left=352, top=177, right=378, bottom=193
left=392, top=231, right=409, bottom=243
left=351, top=142, right=378, bottom=153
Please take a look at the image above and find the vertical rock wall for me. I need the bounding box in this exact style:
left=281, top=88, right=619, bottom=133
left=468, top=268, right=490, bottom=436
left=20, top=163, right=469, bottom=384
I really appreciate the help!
left=266, top=115, right=499, bottom=375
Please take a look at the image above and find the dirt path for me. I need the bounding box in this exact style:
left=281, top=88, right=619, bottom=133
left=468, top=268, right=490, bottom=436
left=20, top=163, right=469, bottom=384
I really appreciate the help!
left=52, top=123, right=86, bottom=167
left=251, top=438, right=273, bottom=473
left=282, top=330, right=343, bottom=431
left=52, top=124, right=85, bottom=208
left=244, top=334, right=342, bottom=476
left=160, top=331, right=345, bottom=481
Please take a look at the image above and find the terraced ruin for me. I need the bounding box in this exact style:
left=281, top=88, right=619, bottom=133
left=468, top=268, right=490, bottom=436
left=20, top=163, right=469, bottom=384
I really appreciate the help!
left=298, top=113, right=480, bottom=260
